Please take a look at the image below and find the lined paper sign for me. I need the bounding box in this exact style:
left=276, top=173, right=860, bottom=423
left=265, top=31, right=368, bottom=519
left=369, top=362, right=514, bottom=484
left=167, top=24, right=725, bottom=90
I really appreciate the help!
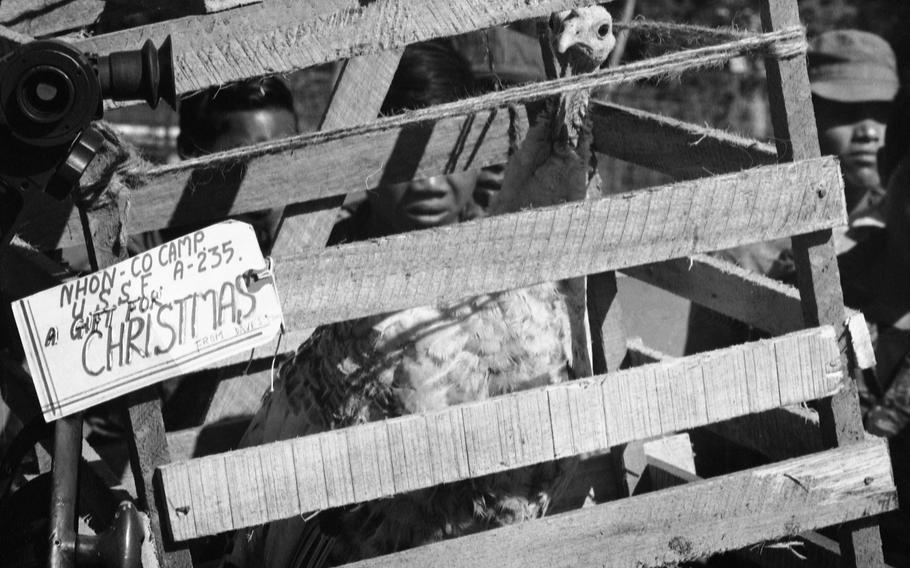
left=14, top=221, right=284, bottom=421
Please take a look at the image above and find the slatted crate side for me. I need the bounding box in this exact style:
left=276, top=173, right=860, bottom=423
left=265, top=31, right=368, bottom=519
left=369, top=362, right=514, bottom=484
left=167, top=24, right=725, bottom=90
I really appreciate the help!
left=158, top=326, right=844, bottom=540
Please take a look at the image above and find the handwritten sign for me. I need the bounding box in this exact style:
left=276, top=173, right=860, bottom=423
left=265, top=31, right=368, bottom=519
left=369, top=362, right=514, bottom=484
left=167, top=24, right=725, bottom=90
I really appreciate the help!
left=14, top=221, right=284, bottom=421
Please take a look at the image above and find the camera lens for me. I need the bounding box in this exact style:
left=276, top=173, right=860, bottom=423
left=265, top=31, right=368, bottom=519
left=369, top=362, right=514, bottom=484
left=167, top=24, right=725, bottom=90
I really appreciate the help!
left=17, top=66, right=75, bottom=124
left=0, top=40, right=101, bottom=146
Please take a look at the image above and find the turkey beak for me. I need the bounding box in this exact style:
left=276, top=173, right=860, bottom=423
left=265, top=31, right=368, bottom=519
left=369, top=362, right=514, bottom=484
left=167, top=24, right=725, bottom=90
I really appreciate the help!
left=556, top=16, right=585, bottom=55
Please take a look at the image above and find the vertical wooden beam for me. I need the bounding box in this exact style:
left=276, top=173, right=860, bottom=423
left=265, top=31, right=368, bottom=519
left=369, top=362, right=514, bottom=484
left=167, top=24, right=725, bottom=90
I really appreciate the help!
left=124, top=391, right=192, bottom=567
left=759, top=1, right=884, bottom=565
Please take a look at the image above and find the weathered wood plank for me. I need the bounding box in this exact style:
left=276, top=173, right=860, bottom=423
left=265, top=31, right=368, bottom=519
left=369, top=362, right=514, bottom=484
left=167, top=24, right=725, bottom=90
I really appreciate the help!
left=625, top=256, right=872, bottom=363
left=643, top=447, right=861, bottom=568
left=159, top=461, right=196, bottom=542
left=590, top=100, right=778, bottom=180
left=158, top=326, right=845, bottom=539
left=624, top=337, right=824, bottom=458
left=347, top=422, right=395, bottom=502
left=72, top=0, right=597, bottom=101
left=0, top=0, right=244, bottom=38
left=346, top=438, right=895, bottom=568
left=622, top=338, right=824, bottom=463
left=277, top=158, right=844, bottom=333
left=124, top=390, right=193, bottom=567
left=624, top=254, right=803, bottom=336
left=320, top=51, right=403, bottom=132
left=761, top=0, right=883, bottom=563
left=291, top=435, right=330, bottom=513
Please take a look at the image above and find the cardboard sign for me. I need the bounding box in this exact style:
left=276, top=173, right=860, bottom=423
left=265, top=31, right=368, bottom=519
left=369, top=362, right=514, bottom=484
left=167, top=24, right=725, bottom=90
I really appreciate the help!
left=14, top=221, right=284, bottom=421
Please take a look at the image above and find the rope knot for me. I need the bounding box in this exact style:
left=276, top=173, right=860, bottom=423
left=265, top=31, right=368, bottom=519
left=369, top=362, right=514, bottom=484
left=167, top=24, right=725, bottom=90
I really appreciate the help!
left=763, top=26, right=809, bottom=60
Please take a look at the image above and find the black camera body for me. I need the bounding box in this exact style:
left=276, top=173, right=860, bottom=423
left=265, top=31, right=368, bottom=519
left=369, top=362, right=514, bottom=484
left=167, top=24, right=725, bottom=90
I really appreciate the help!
left=0, top=37, right=176, bottom=245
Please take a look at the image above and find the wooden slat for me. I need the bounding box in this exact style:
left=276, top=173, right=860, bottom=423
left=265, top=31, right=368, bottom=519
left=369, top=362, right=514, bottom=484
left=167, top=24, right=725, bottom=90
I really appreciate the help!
left=624, top=337, right=824, bottom=466
left=345, top=438, right=895, bottom=568
left=644, top=449, right=857, bottom=568
left=624, top=254, right=803, bottom=335
left=590, top=100, right=778, bottom=179
left=278, top=157, right=845, bottom=333
left=17, top=100, right=780, bottom=251
left=124, top=390, right=193, bottom=567
left=319, top=51, right=403, bottom=131
left=158, top=326, right=844, bottom=539
left=0, top=0, right=235, bottom=38
left=72, top=0, right=597, bottom=101
left=625, top=256, right=874, bottom=373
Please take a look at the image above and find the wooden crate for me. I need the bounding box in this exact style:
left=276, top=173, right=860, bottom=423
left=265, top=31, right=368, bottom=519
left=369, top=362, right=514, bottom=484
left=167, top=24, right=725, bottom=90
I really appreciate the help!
left=0, top=1, right=897, bottom=567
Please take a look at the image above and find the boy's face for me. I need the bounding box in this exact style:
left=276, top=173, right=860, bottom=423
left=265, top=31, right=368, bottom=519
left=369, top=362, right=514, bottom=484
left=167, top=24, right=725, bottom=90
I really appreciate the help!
left=208, top=107, right=297, bottom=152
left=814, top=97, right=891, bottom=211
left=368, top=171, right=479, bottom=233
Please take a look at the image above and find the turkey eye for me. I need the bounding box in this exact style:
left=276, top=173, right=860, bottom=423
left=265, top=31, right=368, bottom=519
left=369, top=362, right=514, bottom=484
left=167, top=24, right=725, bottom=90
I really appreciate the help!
left=598, top=24, right=611, bottom=37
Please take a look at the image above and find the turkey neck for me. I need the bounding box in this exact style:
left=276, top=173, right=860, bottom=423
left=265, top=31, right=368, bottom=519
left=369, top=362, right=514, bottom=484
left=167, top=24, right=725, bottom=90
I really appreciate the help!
left=551, top=87, right=593, bottom=163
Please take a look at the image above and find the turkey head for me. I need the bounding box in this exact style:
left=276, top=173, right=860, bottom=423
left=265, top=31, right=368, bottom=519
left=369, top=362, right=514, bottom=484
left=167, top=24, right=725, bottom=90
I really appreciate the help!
left=548, top=6, right=617, bottom=76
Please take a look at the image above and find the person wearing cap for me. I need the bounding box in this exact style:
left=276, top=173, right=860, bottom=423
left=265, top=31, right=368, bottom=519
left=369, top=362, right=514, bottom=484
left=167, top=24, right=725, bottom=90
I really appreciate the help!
left=841, top=86, right=910, bottom=438
left=809, top=29, right=899, bottom=221
left=685, top=31, right=900, bottom=360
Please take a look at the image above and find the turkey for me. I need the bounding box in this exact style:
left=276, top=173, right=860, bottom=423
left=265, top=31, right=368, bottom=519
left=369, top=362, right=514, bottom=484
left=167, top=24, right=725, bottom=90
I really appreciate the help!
left=225, top=7, right=615, bottom=567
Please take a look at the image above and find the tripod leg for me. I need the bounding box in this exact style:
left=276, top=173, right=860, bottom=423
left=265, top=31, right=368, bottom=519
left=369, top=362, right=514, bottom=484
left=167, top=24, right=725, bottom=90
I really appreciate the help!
left=48, top=412, right=83, bottom=568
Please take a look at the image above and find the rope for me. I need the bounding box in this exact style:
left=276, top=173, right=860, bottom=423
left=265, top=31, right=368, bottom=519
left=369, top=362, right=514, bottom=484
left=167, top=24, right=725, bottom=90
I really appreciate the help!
left=130, top=25, right=806, bottom=181
left=72, top=121, right=144, bottom=259
left=614, top=20, right=753, bottom=45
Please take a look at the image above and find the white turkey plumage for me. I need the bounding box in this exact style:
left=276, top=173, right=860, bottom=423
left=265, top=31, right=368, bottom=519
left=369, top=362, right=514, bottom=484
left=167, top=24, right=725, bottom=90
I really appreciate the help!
left=225, top=7, right=615, bottom=567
